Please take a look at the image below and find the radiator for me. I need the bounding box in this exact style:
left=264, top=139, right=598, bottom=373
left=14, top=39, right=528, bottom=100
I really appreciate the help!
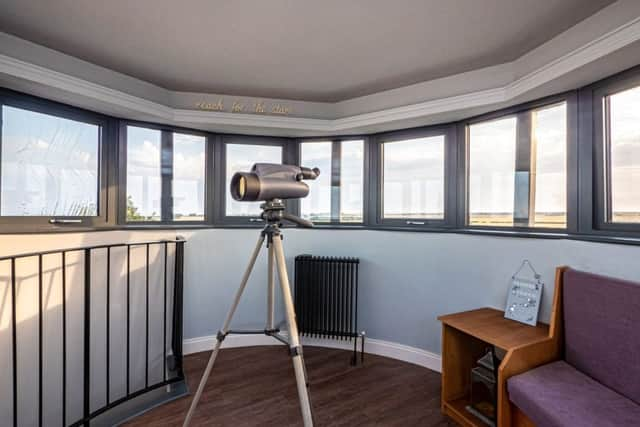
left=294, top=255, right=364, bottom=364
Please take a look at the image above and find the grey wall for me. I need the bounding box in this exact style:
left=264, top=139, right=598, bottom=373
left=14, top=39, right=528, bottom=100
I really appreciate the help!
left=180, top=229, right=640, bottom=354
left=2, top=228, right=639, bottom=359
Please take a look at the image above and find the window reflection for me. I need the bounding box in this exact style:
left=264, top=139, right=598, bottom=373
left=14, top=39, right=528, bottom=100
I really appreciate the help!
left=173, top=133, right=206, bottom=221
left=126, top=126, right=161, bottom=221
left=608, top=86, right=640, bottom=223
left=532, top=103, right=567, bottom=228
left=1, top=106, right=100, bottom=217
left=383, top=136, right=445, bottom=219
left=340, top=140, right=364, bottom=222
left=468, top=117, right=517, bottom=226
left=300, top=142, right=332, bottom=222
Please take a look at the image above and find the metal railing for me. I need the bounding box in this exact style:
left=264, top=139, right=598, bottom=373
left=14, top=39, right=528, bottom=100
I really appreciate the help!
left=0, top=238, right=185, bottom=426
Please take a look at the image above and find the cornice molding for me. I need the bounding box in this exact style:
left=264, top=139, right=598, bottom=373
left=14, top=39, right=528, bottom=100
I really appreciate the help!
left=0, top=12, right=639, bottom=134
left=0, top=53, right=174, bottom=119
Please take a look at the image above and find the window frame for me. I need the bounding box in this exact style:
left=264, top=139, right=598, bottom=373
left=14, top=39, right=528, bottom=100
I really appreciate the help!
left=592, top=68, right=640, bottom=236
left=372, top=125, right=458, bottom=229
left=296, top=136, right=370, bottom=226
left=461, top=93, right=578, bottom=233
left=0, top=88, right=114, bottom=232
left=118, top=120, right=212, bottom=226
left=214, top=134, right=294, bottom=226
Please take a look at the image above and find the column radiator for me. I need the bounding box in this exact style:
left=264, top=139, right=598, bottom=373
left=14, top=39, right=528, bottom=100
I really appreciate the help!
left=294, top=255, right=364, bottom=364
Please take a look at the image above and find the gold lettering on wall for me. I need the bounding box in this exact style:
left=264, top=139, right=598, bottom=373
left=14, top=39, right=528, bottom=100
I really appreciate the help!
left=231, top=101, right=245, bottom=113
left=195, top=98, right=291, bottom=116
left=271, top=104, right=290, bottom=115
left=195, top=98, right=225, bottom=111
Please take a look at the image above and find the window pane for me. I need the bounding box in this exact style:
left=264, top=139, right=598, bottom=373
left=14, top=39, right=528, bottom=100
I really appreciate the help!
left=608, top=86, right=640, bottom=223
left=1, top=106, right=99, bottom=216
left=126, top=126, right=161, bottom=221
left=383, top=136, right=445, bottom=219
left=300, top=142, right=332, bottom=222
left=532, top=103, right=567, bottom=228
left=173, top=133, right=206, bottom=221
left=225, top=144, right=282, bottom=216
left=468, top=117, right=517, bottom=226
left=340, top=140, right=364, bottom=222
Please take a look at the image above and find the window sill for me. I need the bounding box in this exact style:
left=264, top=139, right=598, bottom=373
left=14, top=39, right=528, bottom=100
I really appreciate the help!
left=2, top=222, right=640, bottom=246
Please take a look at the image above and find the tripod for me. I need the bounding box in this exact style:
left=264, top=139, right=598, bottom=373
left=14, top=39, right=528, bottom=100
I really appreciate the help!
left=183, top=199, right=314, bottom=427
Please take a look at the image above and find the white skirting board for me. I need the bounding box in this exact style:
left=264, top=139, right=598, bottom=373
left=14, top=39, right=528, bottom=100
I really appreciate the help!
left=183, top=334, right=442, bottom=373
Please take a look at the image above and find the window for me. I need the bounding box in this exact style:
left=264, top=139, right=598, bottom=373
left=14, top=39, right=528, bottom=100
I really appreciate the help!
left=300, top=142, right=332, bottom=222
left=125, top=126, right=207, bottom=223
left=299, top=140, right=364, bottom=223
left=1, top=105, right=102, bottom=221
left=340, top=140, right=365, bottom=222
left=173, top=133, right=206, bottom=221
left=468, top=117, right=517, bottom=226
left=467, top=103, right=567, bottom=229
left=605, top=85, right=640, bottom=224
left=225, top=143, right=282, bottom=217
left=381, top=135, right=445, bottom=221
left=531, top=104, right=567, bottom=228
left=126, top=126, right=162, bottom=221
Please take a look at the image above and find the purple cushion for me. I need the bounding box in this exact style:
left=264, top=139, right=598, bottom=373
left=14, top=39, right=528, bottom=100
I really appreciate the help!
left=509, top=361, right=640, bottom=427
left=563, top=268, right=640, bottom=404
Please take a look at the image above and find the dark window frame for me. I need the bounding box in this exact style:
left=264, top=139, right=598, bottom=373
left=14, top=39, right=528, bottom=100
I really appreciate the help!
left=0, top=88, right=115, bottom=232
left=461, top=92, right=578, bottom=234
left=118, top=120, right=212, bottom=226
left=297, top=136, right=370, bottom=226
left=5, top=64, right=640, bottom=246
left=591, top=67, right=640, bottom=236
left=372, top=125, right=458, bottom=229
left=214, top=134, right=294, bottom=226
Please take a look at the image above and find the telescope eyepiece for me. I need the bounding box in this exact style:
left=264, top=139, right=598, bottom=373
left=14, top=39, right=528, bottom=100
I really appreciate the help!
left=296, top=166, right=320, bottom=181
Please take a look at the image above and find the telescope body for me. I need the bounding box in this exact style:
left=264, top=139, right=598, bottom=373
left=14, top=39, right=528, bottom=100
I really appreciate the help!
left=231, top=163, right=320, bottom=202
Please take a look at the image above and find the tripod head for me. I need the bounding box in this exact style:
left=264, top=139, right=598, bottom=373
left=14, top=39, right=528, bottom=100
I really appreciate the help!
left=260, top=199, right=314, bottom=228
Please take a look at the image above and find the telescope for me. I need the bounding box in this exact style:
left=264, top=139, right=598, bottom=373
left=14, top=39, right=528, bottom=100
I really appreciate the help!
left=185, top=162, right=321, bottom=427
left=231, top=163, right=320, bottom=202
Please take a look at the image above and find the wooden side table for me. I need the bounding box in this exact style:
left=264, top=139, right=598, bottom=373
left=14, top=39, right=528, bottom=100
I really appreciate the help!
left=438, top=267, right=564, bottom=427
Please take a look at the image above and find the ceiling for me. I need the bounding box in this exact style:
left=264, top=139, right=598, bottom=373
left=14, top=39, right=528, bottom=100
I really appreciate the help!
left=0, top=0, right=616, bottom=102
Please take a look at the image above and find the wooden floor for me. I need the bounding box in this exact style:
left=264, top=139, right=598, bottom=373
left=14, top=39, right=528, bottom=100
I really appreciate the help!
left=124, top=346, right=454, bottom=426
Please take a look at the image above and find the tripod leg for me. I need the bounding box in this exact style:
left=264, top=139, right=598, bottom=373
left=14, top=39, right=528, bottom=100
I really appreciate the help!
left=183, top=234, right=266, bottom=427
left=272, top=235, right=314, bottom=427
left=267, top=242, right=275, bottom=330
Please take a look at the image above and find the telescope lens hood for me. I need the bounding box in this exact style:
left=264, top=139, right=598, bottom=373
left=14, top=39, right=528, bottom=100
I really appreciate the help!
left=230, top=172, right=261, bottom=201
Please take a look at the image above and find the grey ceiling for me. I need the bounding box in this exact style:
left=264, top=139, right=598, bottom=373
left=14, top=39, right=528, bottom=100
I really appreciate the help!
left=0, top=0, right=616, bottom=102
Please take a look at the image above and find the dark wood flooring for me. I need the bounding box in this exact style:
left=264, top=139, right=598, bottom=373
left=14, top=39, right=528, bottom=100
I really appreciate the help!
left=124, top=346, right=454, bottom=426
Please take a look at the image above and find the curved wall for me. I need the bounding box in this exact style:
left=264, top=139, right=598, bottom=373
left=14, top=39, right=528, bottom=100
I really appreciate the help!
left=2, top=228, right=639, bottom=358
left=180, top=229, right=640, bottom=355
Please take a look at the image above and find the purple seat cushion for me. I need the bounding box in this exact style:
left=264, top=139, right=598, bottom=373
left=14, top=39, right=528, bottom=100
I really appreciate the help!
left=509, top=361, right=640, bottom=427
left=563, top=268, right=640, bottom=404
